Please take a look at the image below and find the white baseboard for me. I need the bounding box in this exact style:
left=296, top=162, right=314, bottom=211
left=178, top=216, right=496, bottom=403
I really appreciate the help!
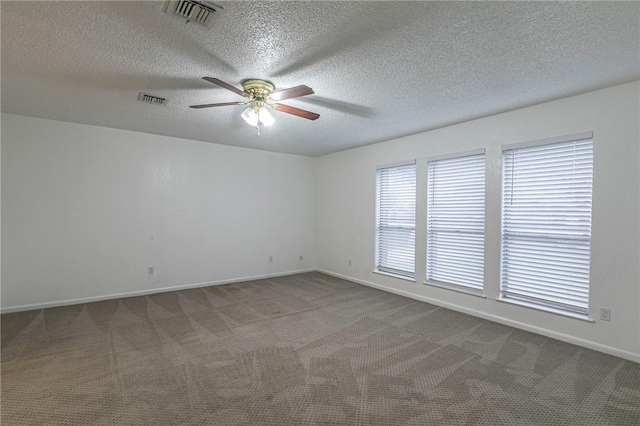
left=0, top=268, right=316, bottom=314
left=317, top=269, right=640, bottom=364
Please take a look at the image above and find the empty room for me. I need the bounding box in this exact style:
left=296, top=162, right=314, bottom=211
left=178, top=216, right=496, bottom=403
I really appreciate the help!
left=1, top=1, right=639, bottom=425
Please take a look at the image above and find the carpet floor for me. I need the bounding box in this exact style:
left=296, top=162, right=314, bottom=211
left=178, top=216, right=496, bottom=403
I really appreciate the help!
left=1, top=272, right=639, bottom=425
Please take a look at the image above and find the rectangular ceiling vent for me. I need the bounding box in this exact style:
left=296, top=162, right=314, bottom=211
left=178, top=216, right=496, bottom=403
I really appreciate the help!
left=138, top=93, right=167, bottom=106
left=166, top=0, right=222, bottom=26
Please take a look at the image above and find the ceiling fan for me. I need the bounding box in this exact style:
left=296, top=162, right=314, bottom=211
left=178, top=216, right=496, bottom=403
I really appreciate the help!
left=190, top=77, right=320, bottom=135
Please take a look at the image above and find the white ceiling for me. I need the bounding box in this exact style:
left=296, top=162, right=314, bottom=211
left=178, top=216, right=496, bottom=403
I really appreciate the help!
left=2, top=1, right=638, bottom=157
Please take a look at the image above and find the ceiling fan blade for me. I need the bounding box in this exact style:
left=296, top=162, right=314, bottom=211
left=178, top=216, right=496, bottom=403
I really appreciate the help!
left=270, top=85, right=314, bottom=101
left=272, top=104, right=320, bottom=120
left=202, top=77, right=249, bottom=98
left=296, top=96, right=374, bottom=118
left=189, top=102, right=246, bottom=109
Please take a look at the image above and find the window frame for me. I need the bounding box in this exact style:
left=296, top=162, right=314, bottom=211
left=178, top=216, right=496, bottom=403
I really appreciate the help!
left=374, top=160, right=417, bottom=281
left=499, top=131, right=594, bottom=319
left=424, top=149, right=487, bottom=296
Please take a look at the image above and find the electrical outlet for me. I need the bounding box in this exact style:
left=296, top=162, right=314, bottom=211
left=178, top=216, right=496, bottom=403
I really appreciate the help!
left=600, top=308, right=611, bottom=322
left=148, top=266, right=154, bottom=275
left=348, top=259, right=352, bottom=266
left=269, top=256, right=273, bottom=263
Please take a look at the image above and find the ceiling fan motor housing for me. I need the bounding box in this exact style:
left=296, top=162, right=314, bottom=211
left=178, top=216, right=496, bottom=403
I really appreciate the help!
left=242, top=79, right=275, bottom=108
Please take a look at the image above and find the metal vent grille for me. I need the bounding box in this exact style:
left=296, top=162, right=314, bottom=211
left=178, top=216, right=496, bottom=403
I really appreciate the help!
left=171, top=0, right=220, bottom=25
left=138, top=93, right=167, bottom=105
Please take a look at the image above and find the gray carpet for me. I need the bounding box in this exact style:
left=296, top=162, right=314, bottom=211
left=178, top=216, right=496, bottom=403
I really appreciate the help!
left=1, top=272, right=639, bottom=425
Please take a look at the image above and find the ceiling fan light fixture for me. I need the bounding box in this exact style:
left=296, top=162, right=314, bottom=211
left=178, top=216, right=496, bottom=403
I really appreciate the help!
left=258, top=108, right=275, bottom=126
left=241, top=106, right=275, bottom=128
left=241, top=107, right=259, bottom=127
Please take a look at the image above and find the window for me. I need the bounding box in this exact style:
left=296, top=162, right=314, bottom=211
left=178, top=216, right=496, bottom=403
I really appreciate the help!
left=375, top=161, right=416, bottom=279
left=501, top=135, right=594, bottom=316
left=426, top=152, right=486, bottom=293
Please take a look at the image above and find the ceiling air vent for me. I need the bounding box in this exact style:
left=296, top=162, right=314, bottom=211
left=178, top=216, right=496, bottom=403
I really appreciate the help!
left=166, top=0, right=222, bottom=26
left=138, top=93, right=167, bottom=106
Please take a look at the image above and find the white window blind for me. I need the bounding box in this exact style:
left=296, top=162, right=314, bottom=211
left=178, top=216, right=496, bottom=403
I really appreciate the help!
left=501, top=137, right=594, bottom=315
left=375, top=162, right=416, bottom=278
left=427, top=153, right=485, bottom=292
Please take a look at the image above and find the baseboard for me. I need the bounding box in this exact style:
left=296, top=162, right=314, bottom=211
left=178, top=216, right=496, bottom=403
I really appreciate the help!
left=317, top=269, right=640, bottom=364
left=0, top=268, right=316, bottom=314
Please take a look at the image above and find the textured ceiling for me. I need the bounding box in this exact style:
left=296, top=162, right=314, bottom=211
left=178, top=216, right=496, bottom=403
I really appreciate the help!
left=2, top=1, right=639, bottom=157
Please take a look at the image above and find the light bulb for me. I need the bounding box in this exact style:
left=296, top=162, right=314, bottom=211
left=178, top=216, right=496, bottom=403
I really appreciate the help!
left=258, top=108, right=275, bottom=126
left=241, top=107, right=259, bottom=127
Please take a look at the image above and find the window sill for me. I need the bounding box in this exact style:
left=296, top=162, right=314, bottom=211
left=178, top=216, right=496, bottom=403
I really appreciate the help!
left=496, top=297, right=594, bottom=323
left=373, top=269, right=416, bottom=283
left=424, top=280, right=486, bottom=298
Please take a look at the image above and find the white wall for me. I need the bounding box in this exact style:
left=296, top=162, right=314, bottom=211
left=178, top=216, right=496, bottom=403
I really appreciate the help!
left=315, top=81, right=640, bottom=362
left=1, top=114, right=316, bottom=310
left=2, top=82, right=639, bottom=362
